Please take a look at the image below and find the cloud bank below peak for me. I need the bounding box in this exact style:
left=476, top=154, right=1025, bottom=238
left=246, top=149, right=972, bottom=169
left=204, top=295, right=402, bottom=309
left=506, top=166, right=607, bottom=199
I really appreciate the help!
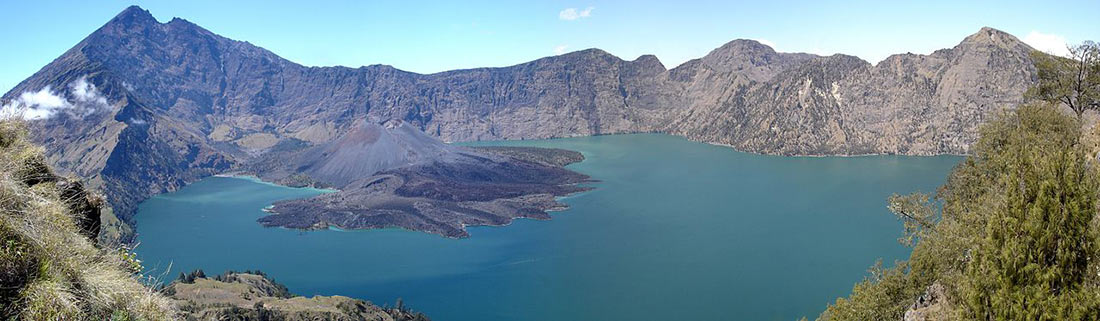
left=1, top=76, right=112, bottom=120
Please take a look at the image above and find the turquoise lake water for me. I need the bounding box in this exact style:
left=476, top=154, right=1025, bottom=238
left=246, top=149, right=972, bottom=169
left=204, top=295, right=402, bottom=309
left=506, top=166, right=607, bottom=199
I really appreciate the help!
left=134, top=134, right=962, bottom=321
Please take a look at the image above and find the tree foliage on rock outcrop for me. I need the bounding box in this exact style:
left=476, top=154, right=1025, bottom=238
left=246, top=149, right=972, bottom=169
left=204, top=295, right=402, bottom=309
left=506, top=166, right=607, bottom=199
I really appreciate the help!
left=821, top=103, right=1100, bottom=321
left=1028, top=41, right=1100, bottom=117
left=820, top=41, right=1100, bottom=321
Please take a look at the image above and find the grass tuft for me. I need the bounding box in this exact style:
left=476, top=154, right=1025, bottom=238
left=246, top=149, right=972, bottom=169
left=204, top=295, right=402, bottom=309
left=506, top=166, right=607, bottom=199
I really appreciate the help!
left=0, top=119, right=179, bottom=320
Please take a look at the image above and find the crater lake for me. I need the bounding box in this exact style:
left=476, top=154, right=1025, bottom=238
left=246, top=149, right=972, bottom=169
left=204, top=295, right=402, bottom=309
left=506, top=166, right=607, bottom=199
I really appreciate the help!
left=134, top=133, right=961, bottom=321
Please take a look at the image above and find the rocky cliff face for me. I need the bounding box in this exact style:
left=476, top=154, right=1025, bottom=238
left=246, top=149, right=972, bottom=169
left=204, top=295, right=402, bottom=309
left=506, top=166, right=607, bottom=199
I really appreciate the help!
left=2, top=6, right=1038, bottom=228
left=668, top=27, right=1036, bottom=155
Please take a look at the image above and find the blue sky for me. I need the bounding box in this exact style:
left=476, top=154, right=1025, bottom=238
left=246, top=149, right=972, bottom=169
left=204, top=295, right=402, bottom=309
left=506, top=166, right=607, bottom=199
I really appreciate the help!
left=1, top=0, right=1097, bottom=94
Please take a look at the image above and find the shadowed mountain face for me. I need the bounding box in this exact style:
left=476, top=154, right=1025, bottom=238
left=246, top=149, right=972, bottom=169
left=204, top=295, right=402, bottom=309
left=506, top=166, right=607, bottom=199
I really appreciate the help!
left=2, top=6, right=1037, bottom=234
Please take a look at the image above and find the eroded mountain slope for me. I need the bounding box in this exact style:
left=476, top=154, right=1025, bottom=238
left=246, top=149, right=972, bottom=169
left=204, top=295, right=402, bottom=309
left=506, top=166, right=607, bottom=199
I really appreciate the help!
left=2, top=6, right=1038, bottom=237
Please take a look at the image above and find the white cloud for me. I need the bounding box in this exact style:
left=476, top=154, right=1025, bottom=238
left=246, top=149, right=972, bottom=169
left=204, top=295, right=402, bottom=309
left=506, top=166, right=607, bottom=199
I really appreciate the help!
left=752, top=39, right=777, bottom=50
left=0, top=76, right=113, bottom=120
left=1023, top=31, right=1070, bottom=57
left=559, top=7, right=594, bottom=21
left=553, top=44, right=569, bottom=55
left=70, top=77, right=109, bottom=108
left=1, top=86, right=71, bottom=120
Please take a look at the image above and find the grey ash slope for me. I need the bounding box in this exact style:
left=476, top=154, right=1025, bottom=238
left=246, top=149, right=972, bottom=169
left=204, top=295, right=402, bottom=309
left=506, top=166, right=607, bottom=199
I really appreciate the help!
left=247, top=119, right=591, bottom=238
left=301, top=120, right=455, bottom=187
left=3, top=6, right=1037, bottom=237
left=253, top=119, right=460, bottom=187
left=260, top=145, right=591, bottom=238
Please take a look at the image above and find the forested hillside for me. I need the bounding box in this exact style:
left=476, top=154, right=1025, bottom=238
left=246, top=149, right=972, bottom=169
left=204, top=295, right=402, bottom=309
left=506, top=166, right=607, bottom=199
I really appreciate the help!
left=819, top=42, right=1100, bottom=321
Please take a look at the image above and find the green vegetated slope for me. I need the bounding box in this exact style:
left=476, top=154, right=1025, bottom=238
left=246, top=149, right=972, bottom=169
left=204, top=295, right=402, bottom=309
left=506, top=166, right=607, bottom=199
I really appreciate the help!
left=820, top=43, right=1100, bottom=321
left=0, top=121, right=432, bottom=320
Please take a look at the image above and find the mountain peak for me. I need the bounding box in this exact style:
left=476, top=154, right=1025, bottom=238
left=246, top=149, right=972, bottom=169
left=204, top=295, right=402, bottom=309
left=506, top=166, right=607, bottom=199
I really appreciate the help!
left=567, top=48, right=613, bottom=57
left=94, top=5, right=162, bottom=37
left=965, top=27, right=1010, bottom=41
left=698, top=39, right=781, bottom=68
left=110, top=5, right=158, bottom=26
left=958, top=26, right=1031, bottom=51
left=633, top=54, right=662, bottom=65
left=714, top=39, right=776, bottom=54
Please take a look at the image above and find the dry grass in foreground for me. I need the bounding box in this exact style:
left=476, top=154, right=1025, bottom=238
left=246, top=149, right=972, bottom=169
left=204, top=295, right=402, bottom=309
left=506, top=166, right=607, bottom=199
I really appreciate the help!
left=0, top=120, right=177, bottom=320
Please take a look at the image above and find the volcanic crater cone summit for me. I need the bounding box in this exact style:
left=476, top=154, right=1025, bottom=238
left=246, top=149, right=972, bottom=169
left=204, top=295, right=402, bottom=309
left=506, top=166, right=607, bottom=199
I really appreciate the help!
left=290, top=118, right=459, bottom=187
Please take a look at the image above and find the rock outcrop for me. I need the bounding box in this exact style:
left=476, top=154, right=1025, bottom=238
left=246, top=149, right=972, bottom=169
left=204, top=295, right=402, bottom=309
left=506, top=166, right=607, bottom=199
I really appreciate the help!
left=167, top=271, right=430, bottom=321
left=901, top=283, right=951, bottom=321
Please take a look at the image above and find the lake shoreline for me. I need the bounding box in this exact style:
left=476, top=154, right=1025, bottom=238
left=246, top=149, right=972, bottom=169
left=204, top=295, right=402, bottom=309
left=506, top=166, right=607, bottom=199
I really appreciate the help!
left=135, top=134, right=962, bottom=321
left=254, top=146, right=595, bottom=238
left=213, top=173, right=341, bottom=193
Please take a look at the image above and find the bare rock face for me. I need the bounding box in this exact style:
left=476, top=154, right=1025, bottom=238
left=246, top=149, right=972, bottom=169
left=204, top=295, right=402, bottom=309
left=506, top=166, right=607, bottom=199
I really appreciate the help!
left=902, top=283, right=950, bottom=321
left=2, top=6, right=1038, bottom=231
left=668, top=27, right=1036, bottom=155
